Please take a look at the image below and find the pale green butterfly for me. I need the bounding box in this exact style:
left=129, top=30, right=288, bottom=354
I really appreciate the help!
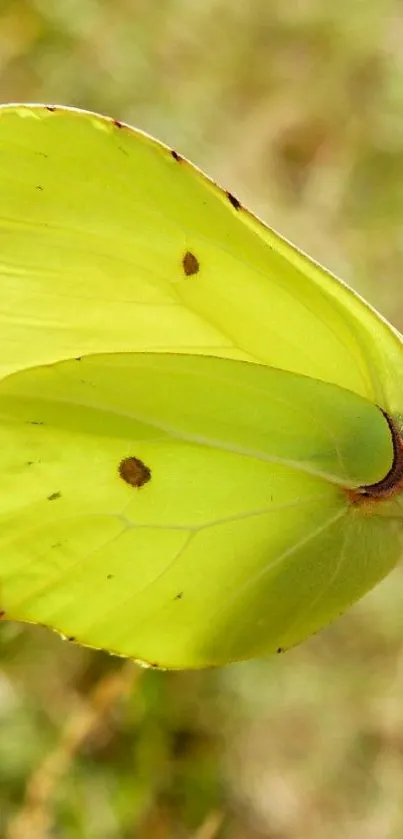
left=0, top=103, right=402, bottom=669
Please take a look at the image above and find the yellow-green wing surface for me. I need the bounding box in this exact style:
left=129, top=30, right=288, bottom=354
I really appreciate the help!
left=1, top=104, right=403, bottom=667
left=0, top=353, right=401, bottom=669
left=0, top=105, right=402, bottom=413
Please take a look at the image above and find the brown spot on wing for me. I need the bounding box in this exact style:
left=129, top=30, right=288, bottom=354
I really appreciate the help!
left=171, top=149, right=182, bottom=162
left=47, top=491, right=61, bottom=501
left=119, top=456, right=151, bottom=488
left=182, top=251, right=199, bottom=277
left=45, top=105, right=56, bottom=112
left=226, top=191, right=241, bottom=210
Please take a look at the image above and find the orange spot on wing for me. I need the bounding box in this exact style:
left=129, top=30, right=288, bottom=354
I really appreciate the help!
left=182, top=251, right=199, bottom=276
left=118, top=456, right=151, bottom=488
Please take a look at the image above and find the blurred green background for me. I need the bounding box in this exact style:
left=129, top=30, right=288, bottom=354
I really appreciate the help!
left=2, top=2, right=403, bottom=837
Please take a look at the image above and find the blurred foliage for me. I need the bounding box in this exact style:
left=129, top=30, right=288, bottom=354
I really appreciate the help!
left=2, top=1, right=403, bottom=837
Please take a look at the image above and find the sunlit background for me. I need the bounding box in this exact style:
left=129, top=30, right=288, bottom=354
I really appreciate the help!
left=2, top=2, right=403, bottom=838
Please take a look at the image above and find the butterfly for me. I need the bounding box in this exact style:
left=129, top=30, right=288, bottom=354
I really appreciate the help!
left=0, top=103, right=401, bottom=668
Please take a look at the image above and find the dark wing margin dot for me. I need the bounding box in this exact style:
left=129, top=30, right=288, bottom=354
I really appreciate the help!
left=171, top=149, right=182, bottom=162
left=182, top=251, right=200, bottom=277
left=45, top=105, right=56, bottom=112
left=226, top=191, right=241, bottom=210
left=113, top=119, right=123, bottom=129
left=119, top=456, right=151, bottom=488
